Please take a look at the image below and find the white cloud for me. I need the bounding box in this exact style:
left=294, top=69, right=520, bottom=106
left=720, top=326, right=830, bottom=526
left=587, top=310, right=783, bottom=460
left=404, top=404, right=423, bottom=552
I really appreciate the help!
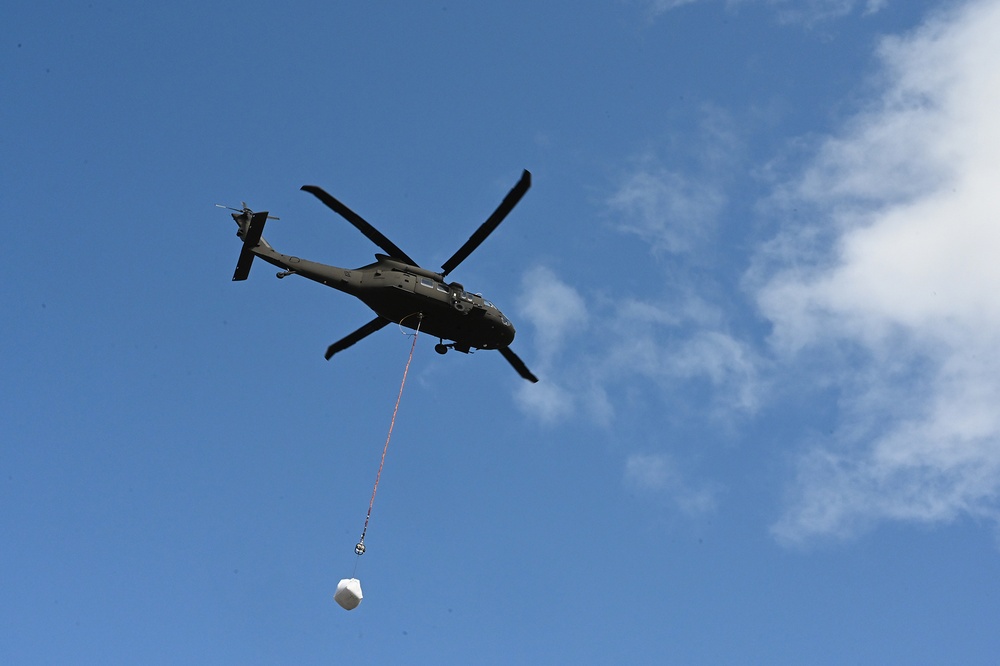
left=517, top=266, right=588, bottom=363
left=513, top=379, right=576, bottom=425
left=513, top=266, right=593, bottom=424
left=758, top=0, right=1000, bottom=543
left=518, top=0, right=1000, bottom=546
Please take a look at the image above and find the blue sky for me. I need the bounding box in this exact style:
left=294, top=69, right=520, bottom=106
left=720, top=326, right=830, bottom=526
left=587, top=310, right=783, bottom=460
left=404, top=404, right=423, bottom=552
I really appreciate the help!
left=5, top=0, right=1000, bottom=663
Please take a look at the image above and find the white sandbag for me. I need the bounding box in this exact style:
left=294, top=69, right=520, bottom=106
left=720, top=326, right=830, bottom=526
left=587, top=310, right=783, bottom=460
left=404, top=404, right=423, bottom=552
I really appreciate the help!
left=335, top=578, right=363, bottom=610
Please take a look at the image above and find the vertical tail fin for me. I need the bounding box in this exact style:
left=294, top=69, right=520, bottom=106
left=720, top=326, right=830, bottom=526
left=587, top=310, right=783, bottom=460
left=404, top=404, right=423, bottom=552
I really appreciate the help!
left=232, top=210, right=270, bottom=281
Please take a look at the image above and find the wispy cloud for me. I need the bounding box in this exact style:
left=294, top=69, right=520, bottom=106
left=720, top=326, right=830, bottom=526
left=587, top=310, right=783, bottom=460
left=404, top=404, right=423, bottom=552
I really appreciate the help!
left=770, top=0, right=889, bottom=22
left=600, top=297, right=764, bottom=414
left=514, top=277, right=764, bottom=426
left=607, top=107, right=737, bottom=256
left=625, top=452, right=719, bottom=516
left=513, top=108, right=761, bottom=428
left=607, top=167, right=725, bottom=255
left=759, top=0, right=1000, bottom=544
left=648, top=0, right=703, bottom=13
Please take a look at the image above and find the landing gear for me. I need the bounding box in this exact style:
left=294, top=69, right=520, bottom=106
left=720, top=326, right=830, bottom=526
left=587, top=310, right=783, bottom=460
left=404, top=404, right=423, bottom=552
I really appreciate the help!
left=435, top=340, right=472, bottom=355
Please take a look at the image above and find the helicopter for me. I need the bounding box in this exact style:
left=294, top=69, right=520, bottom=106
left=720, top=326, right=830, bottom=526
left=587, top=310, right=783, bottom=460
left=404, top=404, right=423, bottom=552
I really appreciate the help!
left=224, top=169, right=538, bottom=383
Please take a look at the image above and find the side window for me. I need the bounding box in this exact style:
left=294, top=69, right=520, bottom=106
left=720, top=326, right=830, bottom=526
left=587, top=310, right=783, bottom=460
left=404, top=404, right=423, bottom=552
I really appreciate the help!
left=420, top=277, right=434, bottom=288
left=436, top=283, right=449, bottom=293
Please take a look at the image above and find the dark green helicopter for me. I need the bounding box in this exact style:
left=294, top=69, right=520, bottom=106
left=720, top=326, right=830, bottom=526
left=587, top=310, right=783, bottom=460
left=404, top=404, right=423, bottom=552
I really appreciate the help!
left=223, top=170, right=537, bottom=382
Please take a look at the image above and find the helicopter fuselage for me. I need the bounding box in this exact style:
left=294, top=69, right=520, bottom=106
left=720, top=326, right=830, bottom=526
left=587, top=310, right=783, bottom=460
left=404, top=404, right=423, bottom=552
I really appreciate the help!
left=226, top=170, right=538, bottom=381
left=251, top=241, right=516, bottom=352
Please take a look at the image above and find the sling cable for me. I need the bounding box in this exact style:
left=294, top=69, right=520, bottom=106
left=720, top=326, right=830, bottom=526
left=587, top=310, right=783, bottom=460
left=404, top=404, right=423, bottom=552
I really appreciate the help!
left=335, top=314, right=422, bottom=610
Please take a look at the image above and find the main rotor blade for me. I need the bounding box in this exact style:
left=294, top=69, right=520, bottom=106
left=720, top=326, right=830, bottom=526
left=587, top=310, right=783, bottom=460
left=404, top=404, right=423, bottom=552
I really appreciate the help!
left=498, top=346, right=538, bottom=383
left=440, top=170, right=531, bottom=277
left=325, top=317, right=391, bottom=360
left=301, top=185, right=418, bottom=266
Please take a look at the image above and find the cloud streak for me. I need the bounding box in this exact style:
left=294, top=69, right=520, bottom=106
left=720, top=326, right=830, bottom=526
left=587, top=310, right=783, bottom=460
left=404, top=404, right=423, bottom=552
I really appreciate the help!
left=648, top=0, right=889, bottom=22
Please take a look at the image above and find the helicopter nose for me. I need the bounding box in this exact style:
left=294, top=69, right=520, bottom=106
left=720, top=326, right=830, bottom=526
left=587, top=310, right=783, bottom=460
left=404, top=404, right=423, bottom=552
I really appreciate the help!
left=502, top=321, right=516, bottom=345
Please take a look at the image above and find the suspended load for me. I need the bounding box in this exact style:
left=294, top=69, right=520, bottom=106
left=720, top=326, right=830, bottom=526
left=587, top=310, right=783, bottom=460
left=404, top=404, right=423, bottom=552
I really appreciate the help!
left=335, top=578, right=363, bottom=610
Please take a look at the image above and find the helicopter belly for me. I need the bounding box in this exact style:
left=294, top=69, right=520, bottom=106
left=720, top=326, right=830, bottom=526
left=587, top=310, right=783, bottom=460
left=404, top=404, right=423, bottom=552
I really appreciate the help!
left=356, top=284, right=513, bottom=350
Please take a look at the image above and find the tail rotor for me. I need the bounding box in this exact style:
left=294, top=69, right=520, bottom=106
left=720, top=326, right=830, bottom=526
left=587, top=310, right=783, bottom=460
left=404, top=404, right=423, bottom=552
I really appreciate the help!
left=216, top=202, right=280, bottom=221
left=218, top=202, right=279, bottom=281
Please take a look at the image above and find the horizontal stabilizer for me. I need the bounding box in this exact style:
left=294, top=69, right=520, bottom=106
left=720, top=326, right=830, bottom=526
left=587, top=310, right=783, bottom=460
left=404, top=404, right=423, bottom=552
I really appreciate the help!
left=232, top=211, right=270, bottom=281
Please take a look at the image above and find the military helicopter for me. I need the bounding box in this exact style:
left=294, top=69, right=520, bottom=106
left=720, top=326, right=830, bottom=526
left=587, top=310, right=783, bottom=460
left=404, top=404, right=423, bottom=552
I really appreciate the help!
left=224, top=170, right=538, bottom=382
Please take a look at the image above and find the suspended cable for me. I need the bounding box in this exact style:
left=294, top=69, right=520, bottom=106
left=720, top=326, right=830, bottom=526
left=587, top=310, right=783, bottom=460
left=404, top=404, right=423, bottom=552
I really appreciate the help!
left=354, top=314, right=422, bottom=558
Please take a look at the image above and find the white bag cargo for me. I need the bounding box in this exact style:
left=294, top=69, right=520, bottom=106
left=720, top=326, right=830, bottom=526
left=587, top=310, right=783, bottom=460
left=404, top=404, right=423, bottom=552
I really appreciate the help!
left=334, top=578, right=363, bottom=610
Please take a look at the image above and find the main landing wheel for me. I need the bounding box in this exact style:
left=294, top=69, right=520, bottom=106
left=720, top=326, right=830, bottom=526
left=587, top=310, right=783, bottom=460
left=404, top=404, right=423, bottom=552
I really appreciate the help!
left=435, top=343, right=449, bottom=355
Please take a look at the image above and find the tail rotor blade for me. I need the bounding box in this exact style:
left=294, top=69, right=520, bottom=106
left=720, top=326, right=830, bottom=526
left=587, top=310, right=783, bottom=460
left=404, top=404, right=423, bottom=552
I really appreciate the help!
left=216, top=203, right=279, bottom=220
